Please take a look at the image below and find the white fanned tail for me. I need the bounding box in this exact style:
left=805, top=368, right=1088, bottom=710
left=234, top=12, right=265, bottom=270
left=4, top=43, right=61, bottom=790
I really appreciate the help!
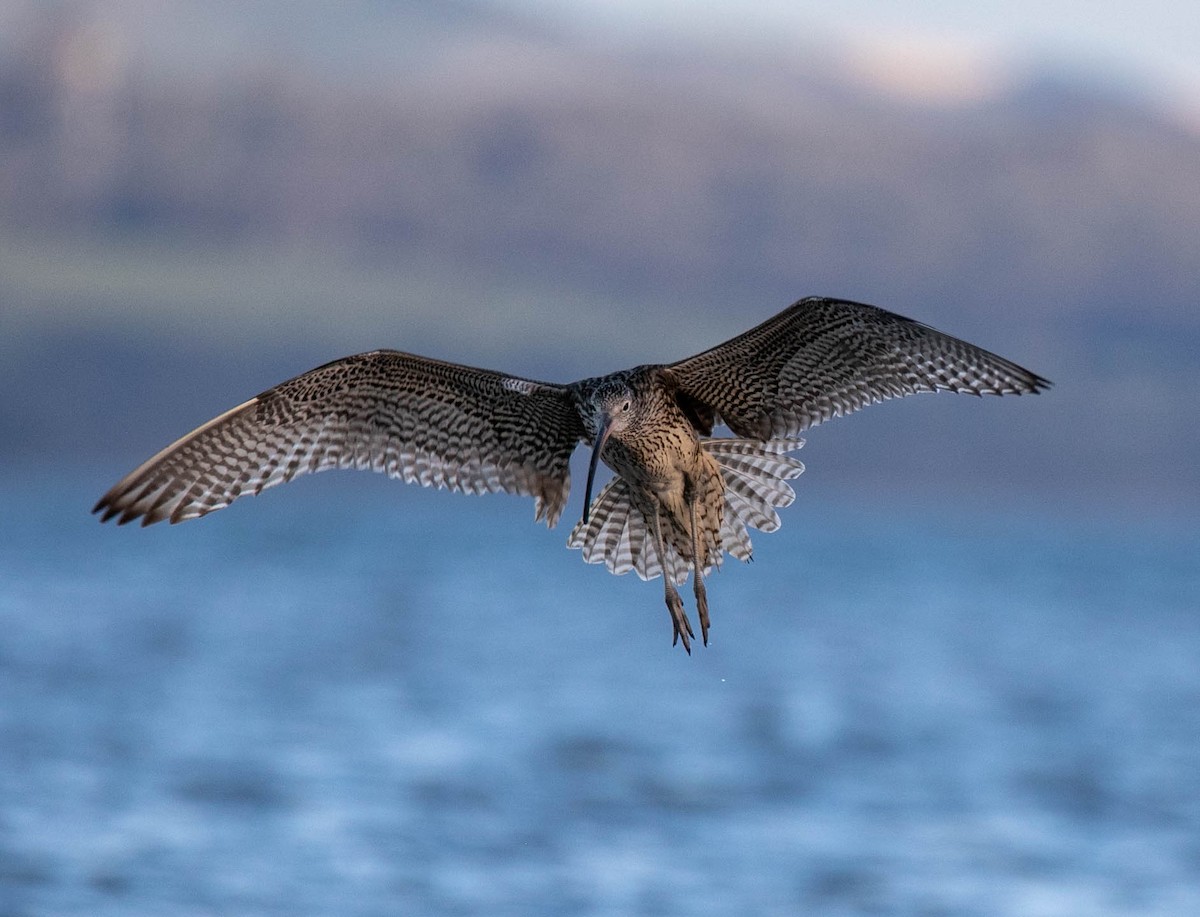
left=567, top=438, right=805, bottom=584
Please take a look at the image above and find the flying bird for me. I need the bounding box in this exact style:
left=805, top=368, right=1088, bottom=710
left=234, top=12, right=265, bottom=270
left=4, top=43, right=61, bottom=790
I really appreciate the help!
left=94, top=297, right=1049, bottom=652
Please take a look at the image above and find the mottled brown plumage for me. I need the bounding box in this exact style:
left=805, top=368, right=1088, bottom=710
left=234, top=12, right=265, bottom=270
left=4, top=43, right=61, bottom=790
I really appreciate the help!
left=95, top=297, right=1050, bottom=652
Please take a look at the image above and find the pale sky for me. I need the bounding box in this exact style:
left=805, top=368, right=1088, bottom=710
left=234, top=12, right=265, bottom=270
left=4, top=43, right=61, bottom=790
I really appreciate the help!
left=508, top=0, right=1200, bottom=114
left=1, top=0, right=1197, bottom=137
left=6, top=1, right=1196, bottom=116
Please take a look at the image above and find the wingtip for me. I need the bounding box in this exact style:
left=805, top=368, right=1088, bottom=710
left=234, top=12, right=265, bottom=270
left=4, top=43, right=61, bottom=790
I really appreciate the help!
left=92, top=492, right=164, bottom=527
left=92, top=497, right=121, bottom=524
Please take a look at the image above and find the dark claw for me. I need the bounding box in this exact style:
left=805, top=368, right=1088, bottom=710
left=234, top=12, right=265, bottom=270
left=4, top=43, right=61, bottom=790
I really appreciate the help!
left=665, top=590, right=693, bottom=653
left=673, top=627, right=692, bottom=655
left=670, top=615, right=692, bottom=654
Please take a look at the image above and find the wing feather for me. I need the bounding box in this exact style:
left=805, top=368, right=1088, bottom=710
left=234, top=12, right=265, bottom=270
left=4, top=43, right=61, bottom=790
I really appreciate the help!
left=669, top=297, right=1050, bottom=440
left=94, top=351, right=585, bottom=527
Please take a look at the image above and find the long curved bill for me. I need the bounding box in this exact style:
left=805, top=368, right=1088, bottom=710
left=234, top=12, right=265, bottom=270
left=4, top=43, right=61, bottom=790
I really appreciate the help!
left=582, top=414, right=615, bottom=524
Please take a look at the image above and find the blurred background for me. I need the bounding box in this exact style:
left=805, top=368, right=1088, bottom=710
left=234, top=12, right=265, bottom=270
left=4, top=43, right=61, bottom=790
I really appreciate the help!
left=1, top=1, right=1198, bottom=914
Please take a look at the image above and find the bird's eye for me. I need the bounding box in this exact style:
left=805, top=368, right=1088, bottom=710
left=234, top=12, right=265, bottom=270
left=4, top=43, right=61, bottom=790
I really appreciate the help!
left=621, top=400, right=631, bottom=412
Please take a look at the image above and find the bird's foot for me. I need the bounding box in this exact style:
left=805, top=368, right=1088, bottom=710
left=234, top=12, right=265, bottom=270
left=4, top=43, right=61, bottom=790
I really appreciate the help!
left=665, top=588, right=694, bottom=654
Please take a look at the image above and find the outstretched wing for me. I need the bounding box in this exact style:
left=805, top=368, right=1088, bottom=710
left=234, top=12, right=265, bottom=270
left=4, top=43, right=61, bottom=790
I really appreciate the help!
left=94, top=351, right=586, bottom=527
left=668, top=297, right=1050, bottom=440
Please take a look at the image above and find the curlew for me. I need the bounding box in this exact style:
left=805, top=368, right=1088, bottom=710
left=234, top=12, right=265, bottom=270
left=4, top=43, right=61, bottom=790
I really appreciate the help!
left=94, top=297, right=1049, bottom=652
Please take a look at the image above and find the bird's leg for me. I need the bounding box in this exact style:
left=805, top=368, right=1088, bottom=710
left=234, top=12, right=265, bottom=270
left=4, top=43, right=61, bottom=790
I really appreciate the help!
left=652, top=504, right=693, bottom=653
left=689, top=494, right=710, bottom=647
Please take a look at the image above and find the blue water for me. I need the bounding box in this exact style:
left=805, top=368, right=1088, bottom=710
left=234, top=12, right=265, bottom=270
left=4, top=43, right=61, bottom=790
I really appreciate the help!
left=2, top=468, right=1199, bottom=916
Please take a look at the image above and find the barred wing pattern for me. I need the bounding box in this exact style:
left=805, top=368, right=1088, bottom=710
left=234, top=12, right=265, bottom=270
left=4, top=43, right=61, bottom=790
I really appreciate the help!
left=669, top=297, right=1050, bottom=441
left=93, top=351, right=585, bottom=527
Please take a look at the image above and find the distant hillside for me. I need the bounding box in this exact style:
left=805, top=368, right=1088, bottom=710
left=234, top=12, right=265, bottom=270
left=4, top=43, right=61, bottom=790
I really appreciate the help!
left=2, top=2, right=1198, bottom=508
left=3, top=3, right=1198, bottom=319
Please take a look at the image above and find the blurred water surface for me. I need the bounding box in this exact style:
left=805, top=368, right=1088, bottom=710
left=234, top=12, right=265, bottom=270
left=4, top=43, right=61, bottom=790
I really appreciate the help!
left=2, top=468, right=1198, bottom=916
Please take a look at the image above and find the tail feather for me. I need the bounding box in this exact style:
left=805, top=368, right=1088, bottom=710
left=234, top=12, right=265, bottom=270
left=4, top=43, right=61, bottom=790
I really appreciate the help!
left=603, top=493, right=636, bottom=574
left=567, top=478, right=618, bottom=561
left=575, top=508, right=607, bottom=565
left=567, top=438, right=805, bottom=583
left=717, top=498, right=754, bottom=562
left=712, top=457, right=802, bottom=508
left=723, top=474, right=785, bottom=532
left=632, top=520, right=656, bottom=581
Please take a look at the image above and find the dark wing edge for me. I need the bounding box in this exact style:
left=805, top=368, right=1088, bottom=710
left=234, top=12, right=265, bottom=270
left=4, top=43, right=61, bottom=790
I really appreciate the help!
left=668, top=296, right=1051, bottom=441
left=93, top=351, right=586, bottom=528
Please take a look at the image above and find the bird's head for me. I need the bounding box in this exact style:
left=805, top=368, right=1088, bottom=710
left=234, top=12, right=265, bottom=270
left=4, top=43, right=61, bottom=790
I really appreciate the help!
left=582, top=380, right=638, bottom=524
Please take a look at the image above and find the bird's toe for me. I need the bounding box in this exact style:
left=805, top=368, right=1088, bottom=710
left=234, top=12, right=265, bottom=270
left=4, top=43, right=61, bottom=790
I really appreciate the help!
left=664, top=590, right=694, bottom=654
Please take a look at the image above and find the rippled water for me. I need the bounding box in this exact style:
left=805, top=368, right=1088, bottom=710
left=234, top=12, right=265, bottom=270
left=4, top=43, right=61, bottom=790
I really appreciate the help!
left=2, top=469, right=1198, bottom=915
